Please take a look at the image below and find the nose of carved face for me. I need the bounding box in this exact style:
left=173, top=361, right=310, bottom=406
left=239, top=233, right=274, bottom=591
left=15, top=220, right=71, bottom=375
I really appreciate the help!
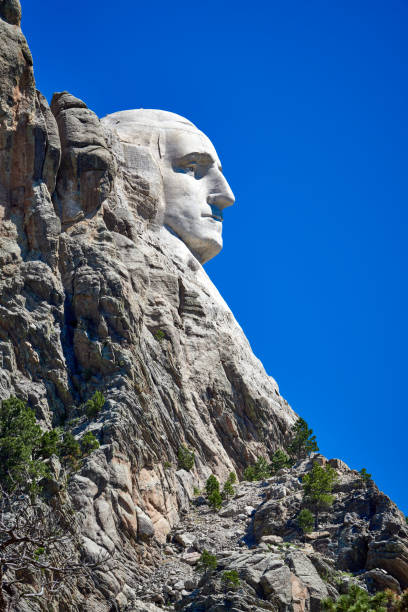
left=207, top=173, right=235, bottom=220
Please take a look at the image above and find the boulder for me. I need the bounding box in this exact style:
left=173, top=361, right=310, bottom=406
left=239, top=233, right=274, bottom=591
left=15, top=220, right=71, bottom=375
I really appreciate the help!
left=174, top=532, right=196, bottom=548
left=286, top=551, right=329, bottom=611
left=260, top=535, right=284, bottom=545
left=363, top=568, right=401, bottom=593
left=366, top=539, right=408, bottom=588
left=181, top=551, right=201, bottom=566
left=260, top=565, right=293, bottom=605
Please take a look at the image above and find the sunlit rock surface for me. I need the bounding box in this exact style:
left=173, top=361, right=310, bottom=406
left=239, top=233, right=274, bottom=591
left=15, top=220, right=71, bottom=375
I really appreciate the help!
left=0, top=4, right=295, bottom=608
left=1, top=3, right=407, bottom=610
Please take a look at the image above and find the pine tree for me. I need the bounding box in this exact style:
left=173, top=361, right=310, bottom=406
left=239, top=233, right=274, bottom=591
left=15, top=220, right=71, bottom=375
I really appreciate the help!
left=322, top=584, right=392, bottom=611
left=302, top=462, right=337, bottom=529
left=270, top=449, right=292, bottom=474
left=221, top=570, right=240, bottom=590
left=37, top=429, right=61, bottom=459
left=227, top=471, right=237, bottom=484
left=59, top=432, right=81, bottom=461
left=297, top=509, right=314, bottom=535
left=208, top=489, right=223, bottom=511
left=0, top=397, right=47, bottom=490
left=85, top=391, right=105, bottom=419
left=195, top=549, right=217, bottom=574
left=222, top=479, right=235, bottom=500
left=206, top=474, right=220, bottom=496
left=243, top=457, right=271, bottom=481
left=177, top=445, right=195, bottom=471
left=80, top=432, right=100, bottom=455
left=359, top=468, right=372, bottom=485
left=288, top=418, right=319, bottom=461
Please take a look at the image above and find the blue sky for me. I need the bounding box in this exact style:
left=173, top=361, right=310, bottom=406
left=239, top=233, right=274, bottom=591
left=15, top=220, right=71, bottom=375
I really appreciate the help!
left=21, top=0, right=408, bottom=512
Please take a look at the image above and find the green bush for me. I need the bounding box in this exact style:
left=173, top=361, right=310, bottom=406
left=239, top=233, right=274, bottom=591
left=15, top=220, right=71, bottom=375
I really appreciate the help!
left=243, top=457, right=271, bottom=481
left=205, top=474, right=220, bottom=496
left=288, top=417, right=319, bottom=461
left=80, top=432, right=100, bottom=455
left=38, top=428, right=61, bottom=459
left=195, top=549, right=217, bottom=574
left=59, top=432, right=81, bottom=460
left=243, top=465, right=256, bottom=481
left=153, top=329, right=165, bottom=341
left=0, top=396, right=48, bottom=491
left=33, top=546, right=45, bottom=561
left=270, top=449, right=292, bottom=474
left=322, top=583, right=392, bottom=611
left=222, top=471, right=236, bottom=499
left=221, top=570, right=240, bottom=590
left=393, top=590, right=408, bottom=611
left=359, top=468, right=372, bottom=484
left=208, top=489, right=223, bottom=511
left=177, top=445, right=195, bottom=471
left=296, top=509, right=314, bottom=534
left=302, top=462, right=337, bottom=529
left=222, top=479, right=235, bottom=500
left=85, top=391, right=105, bottom=419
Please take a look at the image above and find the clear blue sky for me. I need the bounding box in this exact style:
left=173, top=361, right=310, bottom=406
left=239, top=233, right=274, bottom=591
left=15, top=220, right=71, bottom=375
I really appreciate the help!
left=21, top=0, right=408, bottom=513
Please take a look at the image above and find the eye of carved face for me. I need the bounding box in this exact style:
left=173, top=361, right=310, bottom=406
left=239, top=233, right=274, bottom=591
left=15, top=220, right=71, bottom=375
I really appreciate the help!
left=173, top=153, right=214, bottom=180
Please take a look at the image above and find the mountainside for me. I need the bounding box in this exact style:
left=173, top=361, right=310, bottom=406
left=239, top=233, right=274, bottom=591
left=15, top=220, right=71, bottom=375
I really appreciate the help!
left=0, top=3, right=406, bottom=611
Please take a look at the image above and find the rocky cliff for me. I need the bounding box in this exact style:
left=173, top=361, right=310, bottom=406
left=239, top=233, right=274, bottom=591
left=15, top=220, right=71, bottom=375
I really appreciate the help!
left=0, top=3, right=407, bottom=611
left=159, top=456, right=408, bottom=611
left=0, top=3, right=294, bottom=609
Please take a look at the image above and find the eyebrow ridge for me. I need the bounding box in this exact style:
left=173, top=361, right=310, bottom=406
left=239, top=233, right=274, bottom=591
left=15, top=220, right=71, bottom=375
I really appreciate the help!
left=175, top=152, right=214, bottom=165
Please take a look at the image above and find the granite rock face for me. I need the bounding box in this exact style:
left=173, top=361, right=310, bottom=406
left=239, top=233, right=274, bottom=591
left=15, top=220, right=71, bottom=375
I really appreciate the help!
left=0, top=4, right=295, bottom=609
left=252, top=455, right=408, bottom=589
left=148, top=459, right=407, bottom=611
left=1, top=4, right=407, bottom=611
left=51, top=92, right=115, bottom=228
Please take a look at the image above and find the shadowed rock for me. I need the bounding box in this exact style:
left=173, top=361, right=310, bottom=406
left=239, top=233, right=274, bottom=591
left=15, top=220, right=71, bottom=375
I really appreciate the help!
left=51, top=92, right=115, bottom=227
left=0, top=0, right=21, bottom=26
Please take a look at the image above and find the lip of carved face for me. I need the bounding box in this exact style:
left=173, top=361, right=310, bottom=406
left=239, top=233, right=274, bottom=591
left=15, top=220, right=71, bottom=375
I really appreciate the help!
left=202, top=205, right=224, bottom=222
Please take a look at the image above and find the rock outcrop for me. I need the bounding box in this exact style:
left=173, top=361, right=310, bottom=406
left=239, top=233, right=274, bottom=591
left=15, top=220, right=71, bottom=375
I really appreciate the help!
left=0, top=3, right=407, bottom=610
left=138, top=457, right=407, bottom=611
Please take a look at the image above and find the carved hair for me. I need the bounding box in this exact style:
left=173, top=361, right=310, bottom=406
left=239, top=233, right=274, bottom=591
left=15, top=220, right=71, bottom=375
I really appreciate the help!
left=102, top=110, right=206, bottom=227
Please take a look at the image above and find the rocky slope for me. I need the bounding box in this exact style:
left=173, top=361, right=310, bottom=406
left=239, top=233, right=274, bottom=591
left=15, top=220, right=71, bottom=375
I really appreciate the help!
left=0, top=2, right=407, bottom=610
left=136, top=456, right=408, bottom=611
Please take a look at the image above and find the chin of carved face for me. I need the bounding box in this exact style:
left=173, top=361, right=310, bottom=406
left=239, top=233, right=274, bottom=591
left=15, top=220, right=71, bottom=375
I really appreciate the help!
left=164, top=208, right=224, bottom=263
left=161, top=128, right=235, bottom=264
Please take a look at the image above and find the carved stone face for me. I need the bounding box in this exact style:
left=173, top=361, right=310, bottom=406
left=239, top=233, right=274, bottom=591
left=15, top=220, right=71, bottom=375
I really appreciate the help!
left=102, top=109, right=235, bottom=264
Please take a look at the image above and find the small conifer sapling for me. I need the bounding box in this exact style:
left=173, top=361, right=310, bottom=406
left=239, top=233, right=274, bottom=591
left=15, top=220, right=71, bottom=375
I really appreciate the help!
left=195, top=549, right=217, bottom=574
left=297, top=509, right=314, bottom=535
left=208, top=489, right=223, bottom=511
left=205, top=474, right=220, bottom=496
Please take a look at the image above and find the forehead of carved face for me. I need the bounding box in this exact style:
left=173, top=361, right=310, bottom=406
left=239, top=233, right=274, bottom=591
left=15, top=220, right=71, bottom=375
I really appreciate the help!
left=102, top=109, right=235, bottom=264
